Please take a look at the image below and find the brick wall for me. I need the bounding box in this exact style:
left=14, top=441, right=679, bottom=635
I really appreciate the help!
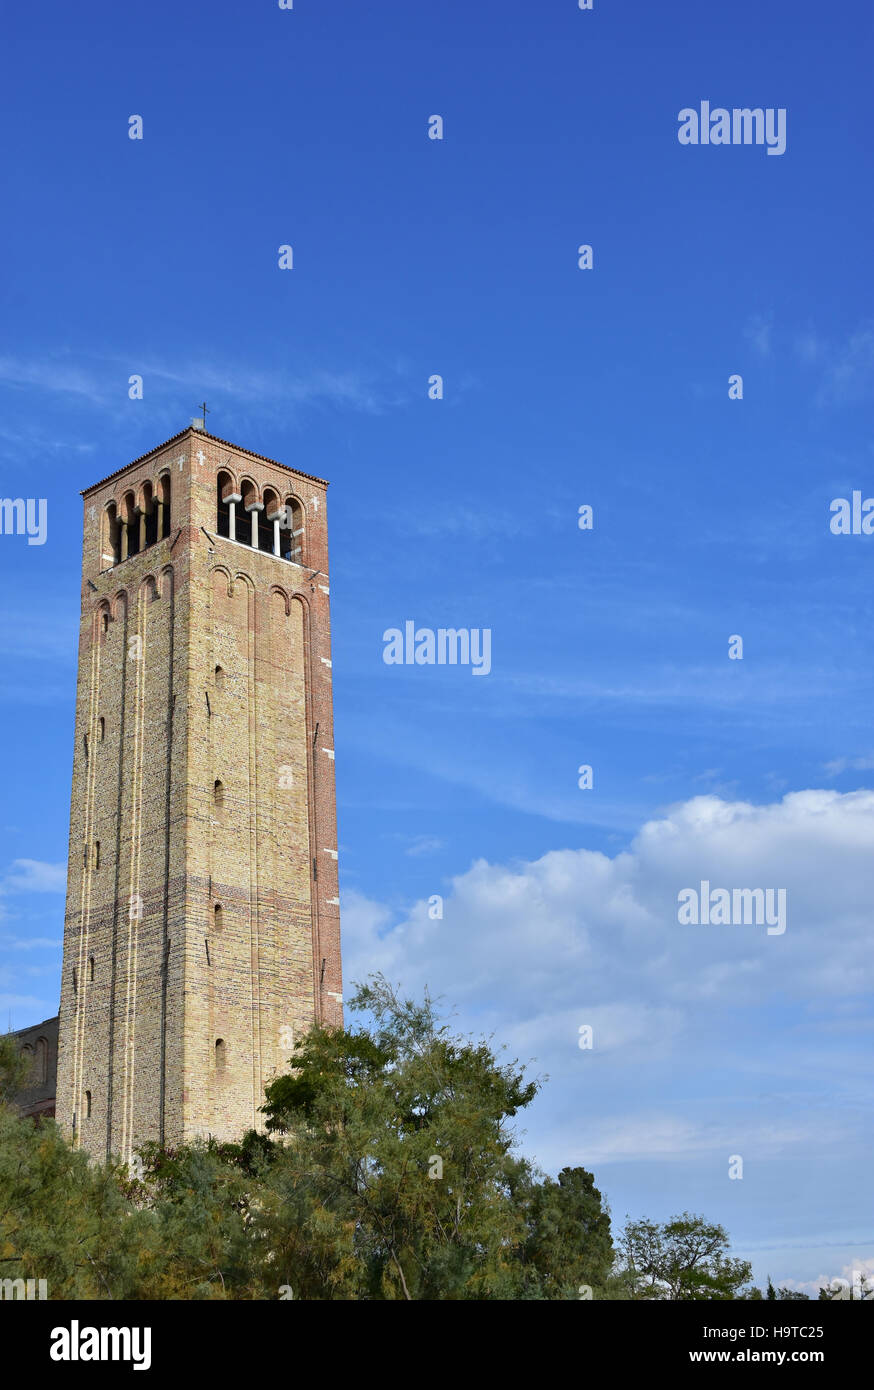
left=55, top=428, right=342, bottom=1161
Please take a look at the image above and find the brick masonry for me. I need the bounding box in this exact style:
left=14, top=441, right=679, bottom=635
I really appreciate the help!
left=49, top=427, right=342, bottom=1161
left=8, top=1016, right=58, bottom=1120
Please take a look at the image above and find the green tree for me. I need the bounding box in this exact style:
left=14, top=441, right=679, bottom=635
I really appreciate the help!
left=514, top=1165, right=614, bottom=1298
left=259, top=973, right=543, bottom=1299
left=0, top=1102, right=150, bottom=1298
left=616, top=1212, right=753, bottom=1300
left=0, top=1032, right=28, bottom=1104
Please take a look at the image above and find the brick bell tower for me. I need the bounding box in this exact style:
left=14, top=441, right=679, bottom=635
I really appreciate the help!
left=55, top=425, right=342, bottom=1161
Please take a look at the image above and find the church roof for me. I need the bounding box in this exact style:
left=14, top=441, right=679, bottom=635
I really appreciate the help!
left=81, top=427, right=330, bottom=496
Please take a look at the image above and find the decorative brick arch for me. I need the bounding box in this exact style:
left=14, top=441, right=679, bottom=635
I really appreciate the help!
left=268, top=583, right=291, bottom=616
left=93, top=600, right=113, bottom=640
left=210, top=564, right=233, bottom=593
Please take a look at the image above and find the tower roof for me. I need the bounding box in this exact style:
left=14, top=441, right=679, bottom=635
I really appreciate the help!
left=81, top=427, right=330, bottom=497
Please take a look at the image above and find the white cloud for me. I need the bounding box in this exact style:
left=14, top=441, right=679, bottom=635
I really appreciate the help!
left=823, top=754, right=874, bottom=777
left=404, top=835, right=446, bottom=857
left=785, top=1258, right=874, bottom=1299
left=3, top=937, right=63, bottom=950
left=0, top=860, right=67, bottom=894
left=341, top=789, right=874, bottom=1168
left=0, top=356, right=107, bottom=403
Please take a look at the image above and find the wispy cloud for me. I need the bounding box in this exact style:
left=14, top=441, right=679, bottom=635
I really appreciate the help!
left=139, top=359, right=393, bottom=415
left=0, top=356, right=108, bottom=405
left=742, top=316, right=874, bottom=405
left=744, top=312, right=773, bottom=358
left=404, top=835, right=446, bottom=857
left=824, top=755, right=874, bottom=777
left=0, top=352, right=402, bottom=422
left=819, top=325, right=874, bottom=404
left=1, top=936, right=63, bottom=950
left=0, top=860, right=67, bottom=894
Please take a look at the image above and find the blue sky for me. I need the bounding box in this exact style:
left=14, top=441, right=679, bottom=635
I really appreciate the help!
left=1, top=0, right=872, bottom=1292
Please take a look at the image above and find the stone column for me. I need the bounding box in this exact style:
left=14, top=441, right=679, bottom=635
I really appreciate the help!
left=225, top=492, right=242, bottom=542
left=246, top=501, right=264, bottom=549
left=266, top=504, right=283, bottom=556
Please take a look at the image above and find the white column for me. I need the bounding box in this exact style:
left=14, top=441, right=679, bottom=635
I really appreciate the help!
left=246, top=502, right=264, bottom=548
left=225, top=492, right=241, bottom=541
left=266, top=507, right=282, bottom=556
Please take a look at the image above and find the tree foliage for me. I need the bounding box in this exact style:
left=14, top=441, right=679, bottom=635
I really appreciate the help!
left=614, top=1212, right=753, bottom=1300
left=0, top=979, right=760, bottom=1301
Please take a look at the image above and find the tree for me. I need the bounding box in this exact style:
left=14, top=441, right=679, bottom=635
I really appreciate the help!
left=514, top=1165, right=614, bottom=1298
left=616, top=1212, right=753, bottom=1300
left=259, top=973, right=543, bottom=1299
left=0, top=1032, right=28, bottom=1104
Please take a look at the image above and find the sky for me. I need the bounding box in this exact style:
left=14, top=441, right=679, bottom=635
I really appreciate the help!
left=0, top=0, right=872, bottom=1293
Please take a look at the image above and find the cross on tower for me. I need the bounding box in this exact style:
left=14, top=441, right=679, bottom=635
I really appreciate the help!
left=199, top=401, right=210, bottom=429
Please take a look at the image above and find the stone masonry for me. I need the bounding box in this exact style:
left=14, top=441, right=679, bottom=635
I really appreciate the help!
left=54, top=427, right=342, bottom=1162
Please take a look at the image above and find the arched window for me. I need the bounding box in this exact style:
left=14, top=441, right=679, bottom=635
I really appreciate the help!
left=213, top=780, right=224, bottom=810
left=216, top=472, right=232, bottom=539
left=281, top=497, right=304, bottom=564
left=85, top=1090, right=92, bottom=1118
left=97, top=717, right=105, bottom=742
left=260, top=488, right=280, bottom=553
left=143, top=481, right=157, bottom=548
left=122, top=492, right=139, bottom=560
left=215, top=1039, right=227, bottom=1072
left=158, top=474, right=171, bottom=539
left=240, top=481, right=263, bottom=549
left=213, top=903, right=223, bottom=932
left=88, top=956, right=95, bottom=982
left=104, top=504, right=121, bottom=567
left=214, top=665, right=225, bottom=690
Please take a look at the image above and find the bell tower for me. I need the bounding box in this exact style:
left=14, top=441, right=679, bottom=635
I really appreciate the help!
left=55, top=426, right=342, bottom=1160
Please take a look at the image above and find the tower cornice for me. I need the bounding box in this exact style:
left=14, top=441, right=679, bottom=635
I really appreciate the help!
left=81, top=427, right=330, bottom=497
